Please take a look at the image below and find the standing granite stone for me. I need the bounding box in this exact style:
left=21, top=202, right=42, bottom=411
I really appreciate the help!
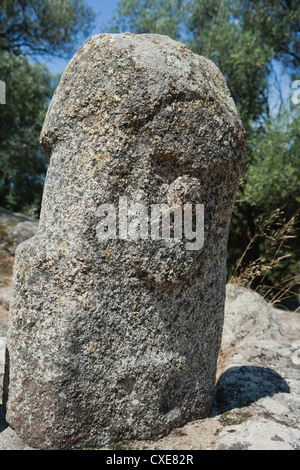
left=3, top=33, right=245, bottom=449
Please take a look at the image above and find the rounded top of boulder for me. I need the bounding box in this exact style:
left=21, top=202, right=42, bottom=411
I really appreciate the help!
left=40, top=33, right=245, bottom=161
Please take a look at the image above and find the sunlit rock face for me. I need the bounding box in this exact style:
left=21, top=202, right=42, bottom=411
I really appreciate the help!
left=3, top=33, right=245, bottom=449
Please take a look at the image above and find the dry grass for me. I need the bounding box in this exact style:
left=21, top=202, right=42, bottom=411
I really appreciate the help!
left=229, top=208, right=299, bottom=311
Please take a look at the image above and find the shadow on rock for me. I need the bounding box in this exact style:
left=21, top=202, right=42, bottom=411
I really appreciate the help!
left=0, top=405, right=8, bottom=433
left=211, top=366, right=290, bottom=416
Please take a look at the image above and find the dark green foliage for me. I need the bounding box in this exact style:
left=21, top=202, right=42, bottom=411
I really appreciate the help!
left=242, top=111, right=300, bottom=212
left=0, top=0, right=95, bottom=57
left=0, top=0, right=95, bottom=217
left=0, top=51, right=55, bottom=217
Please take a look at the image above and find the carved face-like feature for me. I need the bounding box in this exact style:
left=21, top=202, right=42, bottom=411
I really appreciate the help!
left=4, top=33, right=245, bottom=450
left=40, top=33, right=245, bottom=288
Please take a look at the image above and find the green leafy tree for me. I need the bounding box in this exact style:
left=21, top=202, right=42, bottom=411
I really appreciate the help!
left=0, top=0, right=95, bottom=57
left=110, top=0, right=184, bottom=40
left=0, top=0, right=95, bottom=216
left=242, top=110, right=300, bottom=212
left=240, top=0, right=300, bottom=68
left=0, top=51, right=54, bottom=216
left=186, top=0, right=273, bottom=130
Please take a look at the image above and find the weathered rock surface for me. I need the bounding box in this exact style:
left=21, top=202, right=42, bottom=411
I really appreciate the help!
left=3, top=33, right=245, bottom=449
left=1, top=284, right=299, bottom=450
left=107, top=285, right=300, bottom=450
left=0, top=208, right=39, bottom=322
left=0, top=207, right=39, bottom=257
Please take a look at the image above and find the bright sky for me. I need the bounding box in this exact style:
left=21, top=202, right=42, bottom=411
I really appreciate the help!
left=44, top=0, right=120, bottom=74
left=87, top=0, right=120, bottom=33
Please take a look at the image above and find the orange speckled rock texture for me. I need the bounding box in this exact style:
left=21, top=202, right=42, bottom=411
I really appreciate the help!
left=3, top=33, right=245, bottom=449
